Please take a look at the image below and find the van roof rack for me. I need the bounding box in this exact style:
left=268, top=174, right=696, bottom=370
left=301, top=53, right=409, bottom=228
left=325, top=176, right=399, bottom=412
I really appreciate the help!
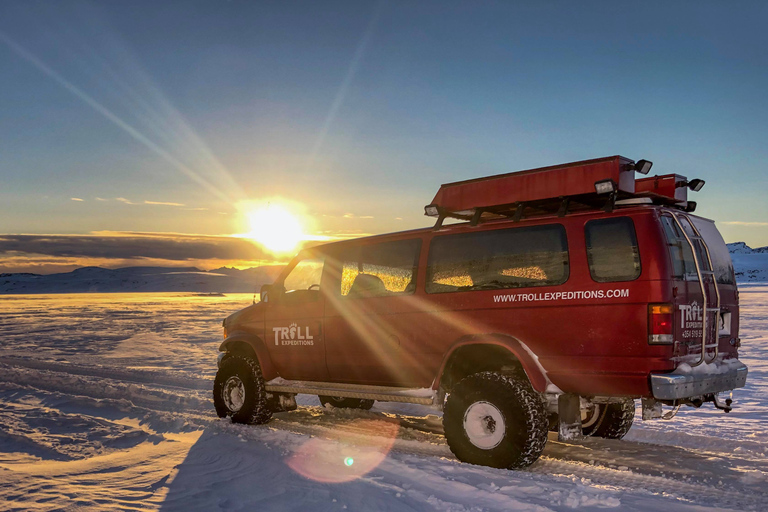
left=424, top=156, right=701, bottom=229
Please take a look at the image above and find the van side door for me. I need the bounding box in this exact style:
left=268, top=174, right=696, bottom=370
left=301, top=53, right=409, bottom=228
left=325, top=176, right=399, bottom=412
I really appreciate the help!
left=323, top=238, right=424, bottom=386
left=264, top=252, right=329, bottom=382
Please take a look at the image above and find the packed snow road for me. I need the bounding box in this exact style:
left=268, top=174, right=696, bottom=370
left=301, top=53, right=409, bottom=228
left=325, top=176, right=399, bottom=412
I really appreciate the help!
left=1, top=291, right=767, bottom=511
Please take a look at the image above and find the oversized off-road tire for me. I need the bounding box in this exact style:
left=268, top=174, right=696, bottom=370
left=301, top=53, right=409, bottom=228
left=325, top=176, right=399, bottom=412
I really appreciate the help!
left=213, top=355, right=272, bottom=425
left=582, top=398, right=635, bottom=439
left=443, top=372, right=548, bottom=469
left=318, top=395, right=374, bottom=410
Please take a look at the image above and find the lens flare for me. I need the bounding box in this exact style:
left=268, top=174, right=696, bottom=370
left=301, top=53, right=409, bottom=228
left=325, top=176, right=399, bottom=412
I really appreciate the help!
left=286, top=418, right=398, bottom=483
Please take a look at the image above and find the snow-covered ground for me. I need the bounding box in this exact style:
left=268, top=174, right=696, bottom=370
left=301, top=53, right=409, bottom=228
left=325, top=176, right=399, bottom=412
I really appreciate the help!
left=1, top=291, right=767, bottom=511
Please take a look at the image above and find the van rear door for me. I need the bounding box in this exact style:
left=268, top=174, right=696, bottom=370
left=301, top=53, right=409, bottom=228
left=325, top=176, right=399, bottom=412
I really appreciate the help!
left=660, top=213, right=738, bottom=365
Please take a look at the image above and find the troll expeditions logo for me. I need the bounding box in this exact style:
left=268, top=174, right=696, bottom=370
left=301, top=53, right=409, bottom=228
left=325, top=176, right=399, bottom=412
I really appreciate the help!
left=679, top=301, right=703, bottom=329
left=273, top=323, right=314, bottom=346
left=679, top=301, right=704, bottom=339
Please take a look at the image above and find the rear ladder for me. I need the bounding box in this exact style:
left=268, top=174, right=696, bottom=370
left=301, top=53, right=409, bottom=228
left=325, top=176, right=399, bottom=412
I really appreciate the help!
left=670, top=212, right=721, bottom=366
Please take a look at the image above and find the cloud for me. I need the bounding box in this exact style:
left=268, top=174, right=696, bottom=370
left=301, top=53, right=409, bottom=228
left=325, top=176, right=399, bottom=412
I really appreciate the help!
left=720, top=221, right=768, bottom=227
left=70, top=197, right=84, bottom=202
left=144, top=200, right=185, bottom=206
left=95, top=197, right=108, bottom=202
left=115, top=197, right=138, bottom=205
left=0, top=232, right=279, bottom=263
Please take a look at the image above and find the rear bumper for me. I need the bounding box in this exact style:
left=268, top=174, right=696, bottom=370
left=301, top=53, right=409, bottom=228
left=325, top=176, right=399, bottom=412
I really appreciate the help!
left=650, top=363, right=748, bottom=400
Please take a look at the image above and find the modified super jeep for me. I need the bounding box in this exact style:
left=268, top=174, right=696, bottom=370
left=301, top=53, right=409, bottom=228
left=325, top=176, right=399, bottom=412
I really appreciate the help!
left=213, top=156, right=748, bottom=469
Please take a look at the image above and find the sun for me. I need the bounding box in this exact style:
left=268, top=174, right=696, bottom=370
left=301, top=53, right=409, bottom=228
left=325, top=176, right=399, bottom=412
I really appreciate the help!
left=243, top=203, right=305, bottom=254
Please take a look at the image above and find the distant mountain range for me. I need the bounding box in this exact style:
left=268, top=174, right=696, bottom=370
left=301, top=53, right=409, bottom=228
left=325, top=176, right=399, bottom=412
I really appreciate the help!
left=0, top=265, right=283, bottom=294
left=728, top=242, right=768, bottom=282
left=1, top=243, right=766, bottom=294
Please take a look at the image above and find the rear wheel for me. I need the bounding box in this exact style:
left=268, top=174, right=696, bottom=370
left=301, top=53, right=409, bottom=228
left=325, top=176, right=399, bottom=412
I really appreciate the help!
left=318, top=395, right=374, bottom=410
left=213, top=355, right=272, bottom=425
left=443, top=372, right=548, bottom=469
left=583, top=399, right=635, bottom=439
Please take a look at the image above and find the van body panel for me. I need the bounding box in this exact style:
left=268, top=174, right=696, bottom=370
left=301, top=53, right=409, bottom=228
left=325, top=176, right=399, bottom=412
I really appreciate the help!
left=222, top=204, right=741, bottom=401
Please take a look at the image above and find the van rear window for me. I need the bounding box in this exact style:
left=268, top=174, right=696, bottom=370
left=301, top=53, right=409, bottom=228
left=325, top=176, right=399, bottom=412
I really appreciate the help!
left=660, top=216, right=697, bottom=279
left=426, top=225, right=569, bottom=293
left=585, top=218, right=641, bottom=282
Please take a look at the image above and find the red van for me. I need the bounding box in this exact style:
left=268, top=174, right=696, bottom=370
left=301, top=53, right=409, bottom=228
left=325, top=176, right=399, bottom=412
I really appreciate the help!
left=213, top=156, right=747, bottom=469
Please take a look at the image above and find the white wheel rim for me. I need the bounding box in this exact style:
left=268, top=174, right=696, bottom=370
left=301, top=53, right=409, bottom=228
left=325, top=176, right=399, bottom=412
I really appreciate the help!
left=223, top=376, right=245, bottom=412
left=582, top=403, right=601, bottom=429
left=463, top=401, right=505, bottom=449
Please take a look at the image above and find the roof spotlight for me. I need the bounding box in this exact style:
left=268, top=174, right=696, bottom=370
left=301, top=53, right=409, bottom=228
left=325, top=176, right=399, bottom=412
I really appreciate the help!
left=594, top=179, right=616, bottom=195
left=676, top=178, right=706, bottom=192
left=687, top=178, right=705, bottom=192
left=633, top=159, right=653, bottom=175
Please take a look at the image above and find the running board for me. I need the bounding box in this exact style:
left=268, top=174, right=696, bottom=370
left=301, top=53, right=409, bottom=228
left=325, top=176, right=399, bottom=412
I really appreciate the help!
left=265, top=380, right=436, bottom=405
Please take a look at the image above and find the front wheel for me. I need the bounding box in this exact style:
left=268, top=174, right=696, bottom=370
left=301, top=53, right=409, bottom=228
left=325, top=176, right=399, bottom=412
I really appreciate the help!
left=213, top=355, right=272, bottom=425
left=443, top=372, right=548, bottom=469
left=318, top=395, right=374, bottom=410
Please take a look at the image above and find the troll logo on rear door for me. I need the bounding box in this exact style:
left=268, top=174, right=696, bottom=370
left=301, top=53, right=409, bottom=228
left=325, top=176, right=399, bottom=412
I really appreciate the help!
left=679, top=301, right=703, bottom=329
left=273, top=322, right=314, bottom=346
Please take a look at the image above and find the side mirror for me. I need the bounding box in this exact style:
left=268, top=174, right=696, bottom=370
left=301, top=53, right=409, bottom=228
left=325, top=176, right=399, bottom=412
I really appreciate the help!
left=259, top=284, right=272, bottom=303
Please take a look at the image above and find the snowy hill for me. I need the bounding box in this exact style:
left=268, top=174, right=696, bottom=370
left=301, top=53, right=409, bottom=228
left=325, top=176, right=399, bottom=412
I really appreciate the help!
left=728, top=242, right=768, bottom=282
left=0, top=265, right=283, bottom=294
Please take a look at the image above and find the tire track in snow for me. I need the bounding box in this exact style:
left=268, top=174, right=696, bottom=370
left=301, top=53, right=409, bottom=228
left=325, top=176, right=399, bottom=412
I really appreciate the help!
left=3, top=360, right=767, bottom=510
left=0, top=356, right=211, bottom=390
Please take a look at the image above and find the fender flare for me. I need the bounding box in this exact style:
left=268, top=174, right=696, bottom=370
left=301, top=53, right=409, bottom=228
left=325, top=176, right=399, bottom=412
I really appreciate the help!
left=434, top=334, right=550, bottom=393
left=218, top=331, right=277, bottom=381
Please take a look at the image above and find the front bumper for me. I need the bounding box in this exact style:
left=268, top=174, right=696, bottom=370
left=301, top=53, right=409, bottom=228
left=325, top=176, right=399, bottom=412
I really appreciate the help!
left=650, top=362, right=748, bottom=400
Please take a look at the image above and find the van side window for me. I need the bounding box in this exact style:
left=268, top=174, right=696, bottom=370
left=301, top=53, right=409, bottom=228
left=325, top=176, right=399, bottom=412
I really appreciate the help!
left=284, top=257, right=325, bottom=293
left=426, top=225, right=569, bottom=294
left=340, top=239, right=421, bottom=298
left=585, top=218, right=641, bottom=282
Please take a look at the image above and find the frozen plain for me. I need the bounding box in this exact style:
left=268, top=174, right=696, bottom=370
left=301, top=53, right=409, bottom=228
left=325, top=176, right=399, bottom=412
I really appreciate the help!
left=0, top=289, right=766, bottom=512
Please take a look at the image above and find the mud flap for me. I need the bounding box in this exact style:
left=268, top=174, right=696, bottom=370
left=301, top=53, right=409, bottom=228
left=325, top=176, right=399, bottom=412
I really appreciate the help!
left=557, top=393, right=583, bottom=441
left=642, top=398, right=663, bottom=420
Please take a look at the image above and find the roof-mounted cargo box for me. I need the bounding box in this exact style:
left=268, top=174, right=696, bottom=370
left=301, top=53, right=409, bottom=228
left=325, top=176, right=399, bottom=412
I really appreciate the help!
left=424, top=156, right=702, bottom=228
left=425, top=156, right=645, bottom=227
left=635, top=174, right=688, bottom=204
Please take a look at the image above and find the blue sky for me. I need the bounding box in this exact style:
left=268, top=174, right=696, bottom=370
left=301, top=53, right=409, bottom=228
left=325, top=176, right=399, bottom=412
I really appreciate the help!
left=1, top=1, right=767, bottom=272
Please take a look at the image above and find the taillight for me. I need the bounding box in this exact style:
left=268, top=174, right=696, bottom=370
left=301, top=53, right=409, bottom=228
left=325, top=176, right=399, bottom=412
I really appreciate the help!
left=649, top=303, right=673, bottom=344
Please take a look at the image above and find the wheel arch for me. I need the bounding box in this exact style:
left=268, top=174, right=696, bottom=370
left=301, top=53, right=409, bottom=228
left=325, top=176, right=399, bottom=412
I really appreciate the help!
left=435, top=334, right=549, bottom=393
left=218, top=332, right=277, bottom=381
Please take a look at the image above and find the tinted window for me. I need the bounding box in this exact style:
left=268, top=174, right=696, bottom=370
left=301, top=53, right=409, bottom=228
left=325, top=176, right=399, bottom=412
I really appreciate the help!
left=677, top=216, right=712, bottom=272
left=660, top=216, right=697, bottom=279
left=585, top=218, right=641, bottom=282
left=340, top=239, right=421, bottom=298
left=426, top=225, right=569, bottom=294
left=690, top=216, right=736, bottom=285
